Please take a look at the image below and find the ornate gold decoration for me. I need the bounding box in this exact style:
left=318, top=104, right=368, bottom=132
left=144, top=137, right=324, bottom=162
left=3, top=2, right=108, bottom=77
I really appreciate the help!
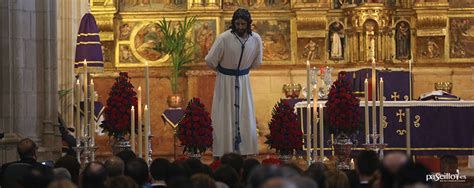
left=414, top=115, right=421, bottom=128
left=129, top=22, right=170, bottom=65
left=346, top=6, right=392, bottom=29
left=434, top=82, right=453, bottom=93
left=396, top=109, right=405, bottom=123
left=391, top=92, right=400, bottom=101
left=382, top=115, right=388, bottom=128
left=283, top=83, right=302, bottom=98
left=396, top=129, right=407, bottom=136
left=417, top=16, right=447, bottom=29
left=404, top=95, right=409, bottom=101
left=297, top=17, right=326, bottom=30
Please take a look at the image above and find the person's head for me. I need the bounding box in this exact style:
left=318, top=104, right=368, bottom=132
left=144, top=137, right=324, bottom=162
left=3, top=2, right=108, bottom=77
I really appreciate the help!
left=53, top=167, right=72, bottom=180
left=324, top=170, right=350, bottom=188
left=55, top=155, right=81, bottom=184
left=397, top=162, right=432, bottom=188
left=82, top=162, right=107, bottom=188
left=288, top=176, right=317, bottom=188
left=47, top=179, right=78, bottom=188
left=304, top=162, right=327, bottom=188
left=382, top=151, right=409, bottom=174
left=115, top=149, right=137, bottom=165
left=356, top=150, right=379, bottom=177
left=125, top=158, right=149, bottom=186
left=106, top=175, right=138, bottom=188
left=150, top=158, right=170, bottom=181
left=104, top=156, right=125, bottom=178
left=242, top=158, right=260, bottom=184
left=221, top=152, right=244, bottom=174
left=440, top=155, right=458, bottom=174
left=17, top=138, right=38, bottom=160
left=230, top=8, right=252, bottom=36
left=191, top=173, right=217, bottom=188
left=213, top=165, right=241, bottom=188
left=261, top=178, right=297, bottom=188
left=23, top=165, right=54, bottom=188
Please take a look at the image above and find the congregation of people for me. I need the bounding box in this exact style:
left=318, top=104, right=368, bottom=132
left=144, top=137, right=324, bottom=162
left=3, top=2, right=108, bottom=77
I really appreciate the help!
left=0, top=138, right=466, bottom=188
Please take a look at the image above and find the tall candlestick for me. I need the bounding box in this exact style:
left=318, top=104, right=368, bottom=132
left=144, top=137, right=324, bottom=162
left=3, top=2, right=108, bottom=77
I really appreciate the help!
left=405, top=108, right=411, bottom=156
left=319, top=104, right=324, bottom=159
left=145, top=62, right=150, bottom=117
left=90, top=79, right=95, bottom=146
left=364, top=78, right=369, bottom=144
left=83, top=60, right=88, bottom=137
left=409, top=59, right=412, bottom=101
left=379, top=78, right=384, bottom=144
left=75, top=79, right=80, bottom=138
left=312, top=86, right=318, bottom=160
left=371, top=58, right=377, bottom=144
left=306, top=104, right=311, bottom=164
left=144, top=105, right=150, bottom=163
left=138, top=87, right=143, bottom=158
left=131, top=106, right=135, bottom=152
left=306, top=61, right=310, bottom=104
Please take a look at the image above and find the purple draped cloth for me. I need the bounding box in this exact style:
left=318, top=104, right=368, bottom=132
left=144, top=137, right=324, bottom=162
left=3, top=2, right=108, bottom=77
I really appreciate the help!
left=161, top=109, right=185, bottom=129
left=74, top=13, right=103, bottom=73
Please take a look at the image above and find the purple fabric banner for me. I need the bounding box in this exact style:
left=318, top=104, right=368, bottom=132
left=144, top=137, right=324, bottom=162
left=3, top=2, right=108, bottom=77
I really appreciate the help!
left=161, top=109, right=185, bottom=128
left=74, top=13, right=103, bottom=73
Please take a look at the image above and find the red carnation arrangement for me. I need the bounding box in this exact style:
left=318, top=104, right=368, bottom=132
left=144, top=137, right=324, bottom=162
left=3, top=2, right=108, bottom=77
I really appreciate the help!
left=326, top=72, right=362, bottom=135
left=177, top=97, right=213, bottom=154
left=101, top=72, right=138, bottom=138
left=265, top=100, right=303, bottom=156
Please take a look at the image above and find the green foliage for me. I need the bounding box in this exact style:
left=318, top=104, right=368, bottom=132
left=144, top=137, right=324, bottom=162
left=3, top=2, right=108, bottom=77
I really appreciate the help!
left=157, top=16, right=197, bottom=94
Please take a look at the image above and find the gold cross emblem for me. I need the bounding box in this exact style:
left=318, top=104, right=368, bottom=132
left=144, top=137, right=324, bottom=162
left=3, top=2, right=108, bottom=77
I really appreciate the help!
left=391, top=92, right=400, bottom=101
left=396, top=109, right=405, bottom=123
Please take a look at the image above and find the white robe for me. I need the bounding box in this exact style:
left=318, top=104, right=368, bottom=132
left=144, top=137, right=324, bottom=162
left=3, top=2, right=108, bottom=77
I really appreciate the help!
left=331, top=32, right=342, bottom=58
left=205, top=30, right=262, bottom=157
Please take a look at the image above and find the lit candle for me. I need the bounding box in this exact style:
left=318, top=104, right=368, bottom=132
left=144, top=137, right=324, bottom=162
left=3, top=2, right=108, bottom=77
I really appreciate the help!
left=144, top=105, right=150, bottom=163
left=312, top=86, right=318, bottom=160
left=379, top=78, right=384, bottom=144
left=306, top=60, right=310, bottom=105
left=371, top=58, right=377, bottom=144
left=364, top=78, right=369, bottom=144
left=319, top=104, right=324, bottom=159
left=306, top=103, right=311, bottom=164
left=145, top=61, right=150, bottom=117
left=83, top=60, right=88, bottom=137
left=75, top=79, right=80, bottom=139
left=138, top=87, right=143, bottom=158
left=90, top=79, right=95, bottom=146
left=131, top=106, right=135, bottom=152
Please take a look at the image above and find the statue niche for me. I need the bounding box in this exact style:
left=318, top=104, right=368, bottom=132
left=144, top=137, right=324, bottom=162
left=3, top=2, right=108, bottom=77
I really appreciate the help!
left=328, top=22, right=345, bottom=61
left=395, top=21, right=411, bottom=60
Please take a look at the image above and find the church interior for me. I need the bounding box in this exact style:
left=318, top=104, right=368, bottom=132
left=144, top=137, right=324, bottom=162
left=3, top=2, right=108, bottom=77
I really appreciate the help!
left=1, top=0, right=474, bottom=187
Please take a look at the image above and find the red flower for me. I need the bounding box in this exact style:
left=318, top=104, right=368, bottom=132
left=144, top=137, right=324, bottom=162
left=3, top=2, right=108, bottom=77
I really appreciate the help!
left=177, top=97, right=213, bottom=154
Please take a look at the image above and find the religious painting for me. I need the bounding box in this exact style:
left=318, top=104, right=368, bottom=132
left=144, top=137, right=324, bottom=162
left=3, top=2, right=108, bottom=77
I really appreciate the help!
left=118, top=44, right=139, bottom=63
left=222, top=0, right=289, bottom=10
left=417, top=37, right=444, bottom=60
left=101, top=41, right=113, bottom=63
left=395, top=21, right=411, bottom=60
left=119, top=0, right=186, bottom=11
left=297, top=38, right=325, bottom=62
left=192, top=20, right=216, bottom=61
left=119, top=23, right=134, bottom=40
left=449, top=18, right=474, bottom=58
left=130, top=23, right=166, bottom=63
left=328, top=22, right=344, bottom=61
left=257, top=20, right=291, bottom=61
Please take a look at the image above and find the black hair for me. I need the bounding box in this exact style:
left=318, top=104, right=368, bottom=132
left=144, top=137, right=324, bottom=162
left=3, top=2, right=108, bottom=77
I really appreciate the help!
left=229, top=8, right=253, bottom=35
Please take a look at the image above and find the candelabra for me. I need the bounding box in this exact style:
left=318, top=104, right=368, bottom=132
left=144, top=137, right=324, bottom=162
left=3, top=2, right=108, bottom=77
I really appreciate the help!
left=73, top=136, right=98, bottom=165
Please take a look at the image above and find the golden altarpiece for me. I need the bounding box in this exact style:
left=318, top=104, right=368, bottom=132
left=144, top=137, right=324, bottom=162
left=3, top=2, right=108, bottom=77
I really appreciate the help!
left=88, top=0, right=474, bottom=157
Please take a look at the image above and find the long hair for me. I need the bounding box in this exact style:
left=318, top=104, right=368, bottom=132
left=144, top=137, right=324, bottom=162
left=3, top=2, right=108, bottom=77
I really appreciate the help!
left=229, top=8, right=253, bottom=35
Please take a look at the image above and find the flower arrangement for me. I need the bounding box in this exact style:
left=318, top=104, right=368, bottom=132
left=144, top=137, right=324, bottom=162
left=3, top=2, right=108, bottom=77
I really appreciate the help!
left=101, top=72, right=138, bottom=138
left=265, top=100, right=303, bottom=156
left=262, top=157, right=283, bottom=166
left=177, top=97, right=213, bottom=154
left=326, top=72, right=362, bottom=135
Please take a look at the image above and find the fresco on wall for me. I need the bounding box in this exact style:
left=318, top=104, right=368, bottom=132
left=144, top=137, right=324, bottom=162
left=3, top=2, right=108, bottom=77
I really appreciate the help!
left=132, top=23, right=165, bottom=62
left=297, top=38, right=325, bottom=62
left=119, top=44, right=139, bottom=63
left=192, top=20, right=217, bottom=61
left=119, top=0, right=186, bottom=11
left=449, top=18, right=474, bottom=58
left=417, top=37, right=444, bottom=60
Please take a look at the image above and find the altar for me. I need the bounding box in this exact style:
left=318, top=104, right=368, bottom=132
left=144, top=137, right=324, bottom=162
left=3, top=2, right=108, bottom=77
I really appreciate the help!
left=295, top=101, right=474, bottom=155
